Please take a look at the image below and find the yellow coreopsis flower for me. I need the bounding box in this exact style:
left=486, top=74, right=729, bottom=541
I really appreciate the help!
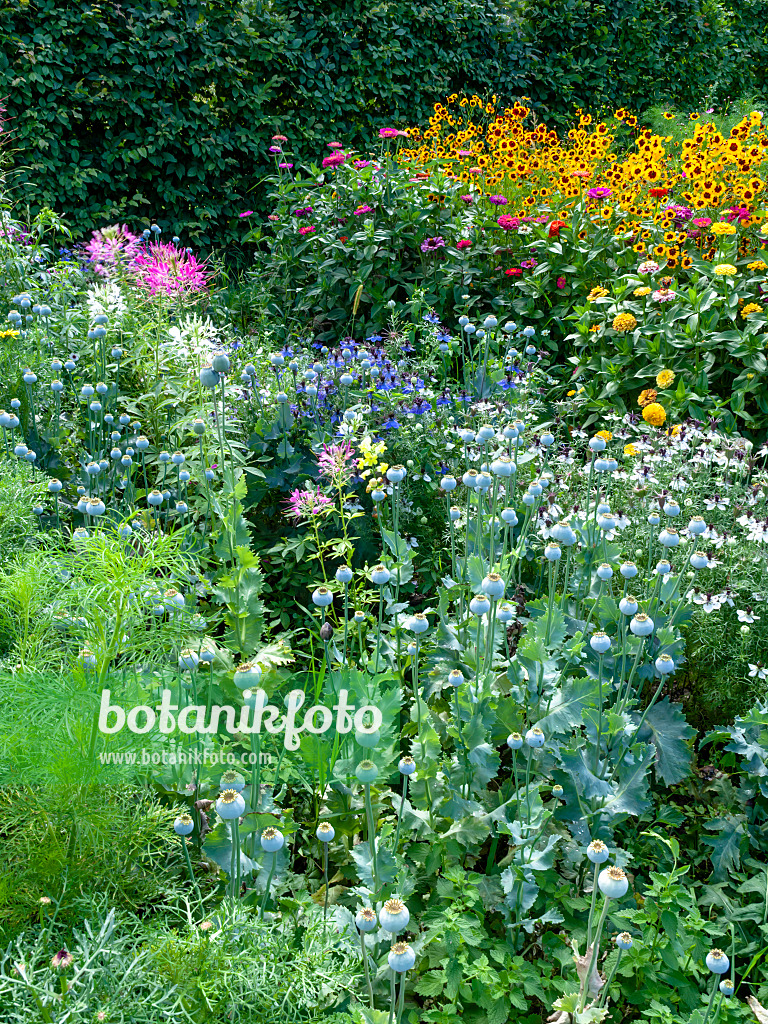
left=656, top=369, right=675, bottom=388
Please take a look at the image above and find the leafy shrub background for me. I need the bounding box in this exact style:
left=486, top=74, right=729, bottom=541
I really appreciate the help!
left=0, top=0, right=766, bottom=247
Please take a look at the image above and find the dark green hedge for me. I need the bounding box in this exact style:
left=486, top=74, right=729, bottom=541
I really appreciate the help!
left=0, top=0, right=765, bottom=250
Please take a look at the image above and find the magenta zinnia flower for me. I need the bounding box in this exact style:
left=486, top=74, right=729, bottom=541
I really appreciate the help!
left=131, top=242, right=210, bottom=297
left=497, top=215, right=520, bottom=231
left=322, top=153, right=346, bottom=168
left=456, top=239, right=472, bottom=250
left=420, top=236, right=446, bottom=253
left=354, top=205, right=374, bottom=216
left=84, top=224, right=140, bottom=277
left=587, top=187, right=613, bottom=199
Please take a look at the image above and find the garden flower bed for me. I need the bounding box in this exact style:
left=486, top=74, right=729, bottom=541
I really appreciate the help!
left=0, top=98, right=767, bottom=1024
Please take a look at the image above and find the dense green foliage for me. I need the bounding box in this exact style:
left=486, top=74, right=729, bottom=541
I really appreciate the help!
left=2, top=0, right=766, bottom=248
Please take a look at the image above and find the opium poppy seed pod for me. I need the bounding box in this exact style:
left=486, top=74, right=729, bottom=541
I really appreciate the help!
left=647, top=511, right=661, bottom=526
left=481, top=573, right=505, bottom=598
left=706, top=949, right=730, bottom=975
left=590, top=631, right=611, bottom=654
left=620, top=561, right=638, bottom=579
left=656, top=559, right=671, bottom=575
left=312, top=586, right=333, bottom=607
left=147, top=489, right=163, bottom=507
left=220, top=770, right=245, bottom=792
left=199, top=365, right=220, bottom=389
left=449, top=505, right=461, bottom=521
left=399, top=755, right=416, bottom=775
left=655, top=654, right=675, bottom=675
left=497, top=602, right=515, bottom=623
left=260, top=826, right=284, bottom=851
left=178, top=649, right=199, bottom=671
left=477, top=424, right=495, bottom=442
left=616, top=932, right=634, bottom=950
left=174, top=813, right=194, bottom=836
left=371, top=489, right=385, bottom=502
left=335, top=565, right=353, bottom=584
left=408, top=612, right=429, bottom=633
left=380, top=898, right=410, bottom=934
left=525, top=726, right=545, bottom=748
left=371, top=565, right=391, bottom=586
left=619, top=595, right=639, bottom=616
left=353, top=610, right=366, bottom=624
left=589, top=436, right=607, bottom=452
left=598, top=865, right=629, bottom=899
left=544, top=543, right=562, bottom=562
left=440, top=474, right=457, bottom=491
left=216, top=789, right=245, bottom=820
left=458, top=428, right=475, bottom=443
left=597, top=562, right=614, bottom=580
left=587, top=839, right=609, bottom=864
left=448, top=668, right=464, bottom=688
left=658, top=528, right=679, bottom=548
left=527, top=480, right=543, bottom=496
left=317, top=822, right=335, bottom=842
left=211, top=350, right=230, bottom=373
left=386, top=464, right=406, bottom=483
left=500, top=507, right=519, bottom=526
left=87, top=497, right=106, bottom=517
left=690, top=551, right=708, bottom=569
left=688, top=516, right=707, bottom=535
left=663, top=499, right=680, bottom=517
left=630, top=613, right=654, bottom=636
left=356, top=907, right=378, bottom=932
left=234, top=660, right=262, bottom=689
left=507, top=732, right=523, bottom=750
left=355, top=760, right=379, bottom=784
left=597, top=512, right=616, bottom=532
left=469, top=594, right=491, bottom=617
left=388, top=942, right=416, bottom=973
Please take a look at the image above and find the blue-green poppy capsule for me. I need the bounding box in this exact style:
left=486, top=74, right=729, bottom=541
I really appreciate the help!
left=719, top=979, right=734, bottom=996
left=590, top=631, right=611, bottom=654
left=469, top=594, right=491, bottom=617
left=147, top=490, right=163, bottom=507
left=655, top=654, right=675, bottom=675
left=216, top=789, right=245, bottom=820
left=388, top=942, right=416, bottom=972
left=178, top=649, right=199, bottom=671
left=212, top=350, right=230, bottom=373
left=380, top=898, right=410, bottom=933
left=399, top=756, right=416, bottom=775
left=316, top=822, right=335, bottom=843
left=448, top=669, right=464, bottom=688
left=481, top=573, right=505, bottom=598
left=619, top=595, right=639, bottom=616
left=587, top=839, right=609, bottom=864
left=312, top=586, right=333, bottom=607
left=355, top=760, right=379, bottom=784
left=199, top=365, right=220, bottom=389
left=408, top=612, right=429, bottom=633
left=598, top=866, right=629, bottom=899
left=335, top=565, right=353, bottom=584
left=356, top=907, right=378, bottom=933
left=706, top=949, right=730, bottom=975
left=174, top=813, right=194, bottom=836
left=47, top=478, right=62, bottom=493
left=630, top=613, right=653, bottom=636
left=371, top=565, right=391, bottom=586
left=87, top=498, right=106, bottom=517
left=233, top=660, right=262, bottom=689
left=616, top=932, right=633, bottom=950
left=525, top=726, right=545, bottom=748
left=507, top=732, right=523, bottom=750
left=261, top=826, right=284, bottom=852
left=220, top=770, right=245, bottom=793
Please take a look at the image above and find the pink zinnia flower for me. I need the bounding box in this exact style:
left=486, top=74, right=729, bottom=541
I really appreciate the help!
left=354, top=205, right=374, bottom=216
left=456, top=239, right=472, bottom=250
left=497, top=215, right=520, bottom=231
left=131, top=242, right=209, bottom=297
left=587, top=187, right=613, bottom=199
left=268, top=215, right=279, bottom=222
left=353, top=160, right=370, bottom=169
left=278, top=162, right=294, bottom=169
left=322, top=153, right=346, bottom=168
left=460, top=195, right=473, bottom=204
left=693, top=217, right=712, bottom=228
left=505, top=268, right=522, bottom=277
left=269, top=146, right=281, bottom=154
left=328, top=141, right=343, bottom=149
left=272, top=134, right=288, bottom=142
left=239, top=211, right=254, bottom=218
left=284, top=487, right=332, bottom=520
left=378, top=128, right=400, bottom=138
left=557, top=276, right=567, bottom=289
left=298, top=225, right=316, bottom=236
left=84, top=224, right=140, bottom=277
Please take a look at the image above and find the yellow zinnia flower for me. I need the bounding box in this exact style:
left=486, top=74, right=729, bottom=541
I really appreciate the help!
left=596, top=430, right=612, bottom=441
left=587, top=286, right=609, bottom=302
left=741, top=303, right=763, bottom=317
left=613, top=312, right=637, bottom=332
left=623, top=443, right=640, bottom=456
left=642, top=402, right=666, bottom=427
left=566, top=389, right=576, bottom=397
left=656, top=369, right=675, bottom=388
left=637, top=388, right=658, bottom=408
left=710, top=222, right=736, bottom=236
left=714, top=264, right=737, bottom=277
left=633, top=287, right=651, bottom=297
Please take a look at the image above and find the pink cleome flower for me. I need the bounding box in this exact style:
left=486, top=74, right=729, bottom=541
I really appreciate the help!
left=131, top=241, right=210, bottom=297
left=84, top=224, right=140, bottom=277
left=284, top=487, right=332, bottom=520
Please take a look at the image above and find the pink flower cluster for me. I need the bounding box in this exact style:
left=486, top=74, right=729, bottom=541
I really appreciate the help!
left=132, top=242, right=209, bottom=297
left=284, top=487, right=332, bottom=521
left=84, top=224, right=141, bottom=277
left=497, top=215, right=520, bottom=231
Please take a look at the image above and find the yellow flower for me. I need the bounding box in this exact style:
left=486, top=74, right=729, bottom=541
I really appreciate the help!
left=587, top=286, right=609, bottom=302
left=637, top=388, right=658, bottom=408
left=642, top=402, right=666, bottom=427
left=377, top=462, right=389, bottom=474
left=0, top=329, right=20, bottom=339
left=760, top=223, right=768, bottom=236
left=589, top=325, right=602, bottom=332
left=633, top=286, right=651, bottom=297
left=747, top=372, right=755, bottom=380
left=714, top=264, right=737, bottom=277
left=566, top=389, right=577, bottom=397
left=748, top=260, right=767, bottom=272
left=596, top=430, right=612, bottom=441
left=741, top=303, right=763, bottom=317
left=656, top=369, right=675, bottom=389
left=623, top=443, right=640, bottom=456
left=710, top=222, right=737, bottom=236
left=612, top=312, right=638, bottom=332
